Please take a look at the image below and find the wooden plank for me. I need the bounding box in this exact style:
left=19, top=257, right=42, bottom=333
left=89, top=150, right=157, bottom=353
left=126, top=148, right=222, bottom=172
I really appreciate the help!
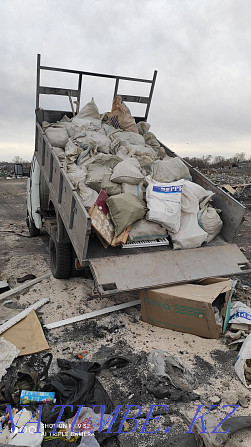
left=222, top=184, right=236, bottom=194
left=0, top=273, right=51, bottom=302
left=0, top=298, right=49, bottom=335
left=68, top=93, right=76, bottom=116
left=44, top=300, right=141, bottom=329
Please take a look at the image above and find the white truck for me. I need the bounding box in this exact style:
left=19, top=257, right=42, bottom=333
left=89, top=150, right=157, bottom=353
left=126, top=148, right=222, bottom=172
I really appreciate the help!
left=27, top=54, right=250, bottom=296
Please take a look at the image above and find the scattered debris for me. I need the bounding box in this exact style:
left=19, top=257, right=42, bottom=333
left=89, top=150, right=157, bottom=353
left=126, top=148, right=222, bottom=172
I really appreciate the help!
left=0, top=273, right=50, bottom=302
left=0, top=298, right=49, bottom=335
left=147, top=349, right=198, bottom=399
left=235, top=333, right=251, bottom=387
left=17, top=273, right=37, bottom=283
left=0, top=280, right=10, bottom=294
left=0, top=337, right=19, bottom=381
left=44, top=299, right=140, bottom=330
left=1, top=309, right=49, bottom=356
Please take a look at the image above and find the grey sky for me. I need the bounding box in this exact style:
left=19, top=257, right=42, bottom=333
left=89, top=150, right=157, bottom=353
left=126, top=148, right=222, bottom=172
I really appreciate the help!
left=0, top=0, right=250, bottom=162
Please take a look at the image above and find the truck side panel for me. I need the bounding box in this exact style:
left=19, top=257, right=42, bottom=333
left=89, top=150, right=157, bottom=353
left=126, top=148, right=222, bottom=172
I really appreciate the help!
left=35, top=122, right=91, bottom=263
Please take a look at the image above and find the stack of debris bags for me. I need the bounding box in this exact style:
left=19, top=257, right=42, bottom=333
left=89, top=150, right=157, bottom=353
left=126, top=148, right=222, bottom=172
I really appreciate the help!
left=43, top=96, right=223, bottom=249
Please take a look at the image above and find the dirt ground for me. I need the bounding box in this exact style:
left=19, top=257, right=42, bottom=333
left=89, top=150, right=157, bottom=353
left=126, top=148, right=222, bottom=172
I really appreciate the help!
left=0, top=177, right=251, bottom=447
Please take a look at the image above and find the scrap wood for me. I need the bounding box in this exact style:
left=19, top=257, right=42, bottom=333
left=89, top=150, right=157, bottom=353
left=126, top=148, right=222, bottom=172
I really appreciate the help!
left=223, top=184, right=236, bottom=195
left=0, top=273, right=51, bottom=302
left=0, top=298, right=49, bottom=335
left=44, top=299, right=141, bottom=329
left=68, top=93, right=76, bottom=116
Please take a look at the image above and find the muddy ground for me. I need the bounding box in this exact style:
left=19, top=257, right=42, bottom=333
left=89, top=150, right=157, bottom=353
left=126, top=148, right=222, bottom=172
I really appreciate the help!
left=0, top=177, right=251, bottom=447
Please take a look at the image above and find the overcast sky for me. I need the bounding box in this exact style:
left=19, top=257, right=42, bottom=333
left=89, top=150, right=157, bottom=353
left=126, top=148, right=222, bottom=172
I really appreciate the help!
left=0, top=0, right=250, bottom=162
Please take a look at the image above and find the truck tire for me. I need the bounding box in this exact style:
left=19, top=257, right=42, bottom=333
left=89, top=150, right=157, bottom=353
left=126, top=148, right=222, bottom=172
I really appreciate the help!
left=49, top=231, right=72, bottom=279
left=26, top=213, right=40, bottom=237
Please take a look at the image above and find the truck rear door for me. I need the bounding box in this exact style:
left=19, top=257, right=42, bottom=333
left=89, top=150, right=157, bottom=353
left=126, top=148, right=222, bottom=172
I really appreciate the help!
left=89, top=243, right=250, bottom=295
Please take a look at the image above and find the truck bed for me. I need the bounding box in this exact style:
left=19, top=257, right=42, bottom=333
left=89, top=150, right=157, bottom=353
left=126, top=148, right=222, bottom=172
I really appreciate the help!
left=35, top=108, right=250, bottom=294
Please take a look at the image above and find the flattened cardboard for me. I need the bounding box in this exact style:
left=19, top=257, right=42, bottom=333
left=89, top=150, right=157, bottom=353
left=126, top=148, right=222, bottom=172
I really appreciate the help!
left=1, top=310, right=49, bottom=356
left=140, top=277, right=232, bottom=339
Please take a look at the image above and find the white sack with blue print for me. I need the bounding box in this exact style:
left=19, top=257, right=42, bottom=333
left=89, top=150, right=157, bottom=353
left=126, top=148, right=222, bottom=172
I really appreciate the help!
left=170, top=179, right=208, bottom=250
left=229, top=301, right=251, bottom=326
left=146, top=178, right=184, bottom=233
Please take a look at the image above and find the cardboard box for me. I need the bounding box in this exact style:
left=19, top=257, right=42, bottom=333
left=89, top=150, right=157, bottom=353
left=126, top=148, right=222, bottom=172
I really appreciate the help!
left=140, top=277, right=232, bottom=338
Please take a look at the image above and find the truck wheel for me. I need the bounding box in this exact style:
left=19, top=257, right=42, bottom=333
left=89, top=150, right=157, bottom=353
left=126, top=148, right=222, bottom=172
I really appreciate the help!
left=26, top=213, right=40, bottom=237
left=49, top=231, right=72, bottom=279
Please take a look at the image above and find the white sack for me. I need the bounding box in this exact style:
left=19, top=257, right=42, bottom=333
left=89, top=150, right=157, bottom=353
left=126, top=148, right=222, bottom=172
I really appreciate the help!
left=198, top=198, right=223, bottom=242
left=66, top=163, right=87, bottom=187
left=78, top=183, right=98, bottom=209
left=122, top=182, right=144, bottom=199
left=71, top=97, right=101, bottom=131
left=44, top=124, right=69, bottom=148
left=127, top=142, right=157, bottom=158
left=235, top=333, right=251, bottom=388
left=143, top=131, right=161, bottom=150
left=65, top=139, right=81, bottom=159
left=129, top=219, right=168, bottom=241
left=170, top=211, right=208, bottom=250
left=171, top=184, right=208, bottom=249
left=181, top=181, right=200, bottom=214
left=146, top=178, right=184, bottom=233
left=137, top=121, right=160, bottom=150
left=133, top=153, right=155, bottom=176
left=151, top=157, right=192, bottom=183
left=88, top=153, right=122, bottom=169
left=229, top=301, right=251, bottom=325
left=111, top=158, right=144, bottom=185
left=183, top=180, right=214, bottom=202
left=61, top=121, right=74, bottom=137
left=74, top=130, right=111, bottom=154
left=52, top=147, right=65, bottom=162
left=113, top=131, right=145, bottom=146
left=86, top=165, right=112, bottom=192
left=116, top=146, right=133, bottom=159
left=137, top=121, right=151, bottom=135
left=60, top=115, right=71, bottom=123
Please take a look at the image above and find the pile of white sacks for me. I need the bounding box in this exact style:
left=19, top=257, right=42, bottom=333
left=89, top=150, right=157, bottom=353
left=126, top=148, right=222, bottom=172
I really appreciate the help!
left=42, top=98, right=223, bottom=250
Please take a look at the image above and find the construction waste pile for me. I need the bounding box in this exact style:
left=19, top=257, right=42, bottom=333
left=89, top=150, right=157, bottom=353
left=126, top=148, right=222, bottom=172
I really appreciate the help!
left=42, top=97, right=223, bottom=250
left=1, top=275, right=251, bottom=447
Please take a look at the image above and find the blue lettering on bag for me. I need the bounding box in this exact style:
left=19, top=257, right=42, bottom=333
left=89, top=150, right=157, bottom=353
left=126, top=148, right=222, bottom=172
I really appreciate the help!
left=152, top=185, right=183, bottom=194
left=229, top=311, right=251, bottom=321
